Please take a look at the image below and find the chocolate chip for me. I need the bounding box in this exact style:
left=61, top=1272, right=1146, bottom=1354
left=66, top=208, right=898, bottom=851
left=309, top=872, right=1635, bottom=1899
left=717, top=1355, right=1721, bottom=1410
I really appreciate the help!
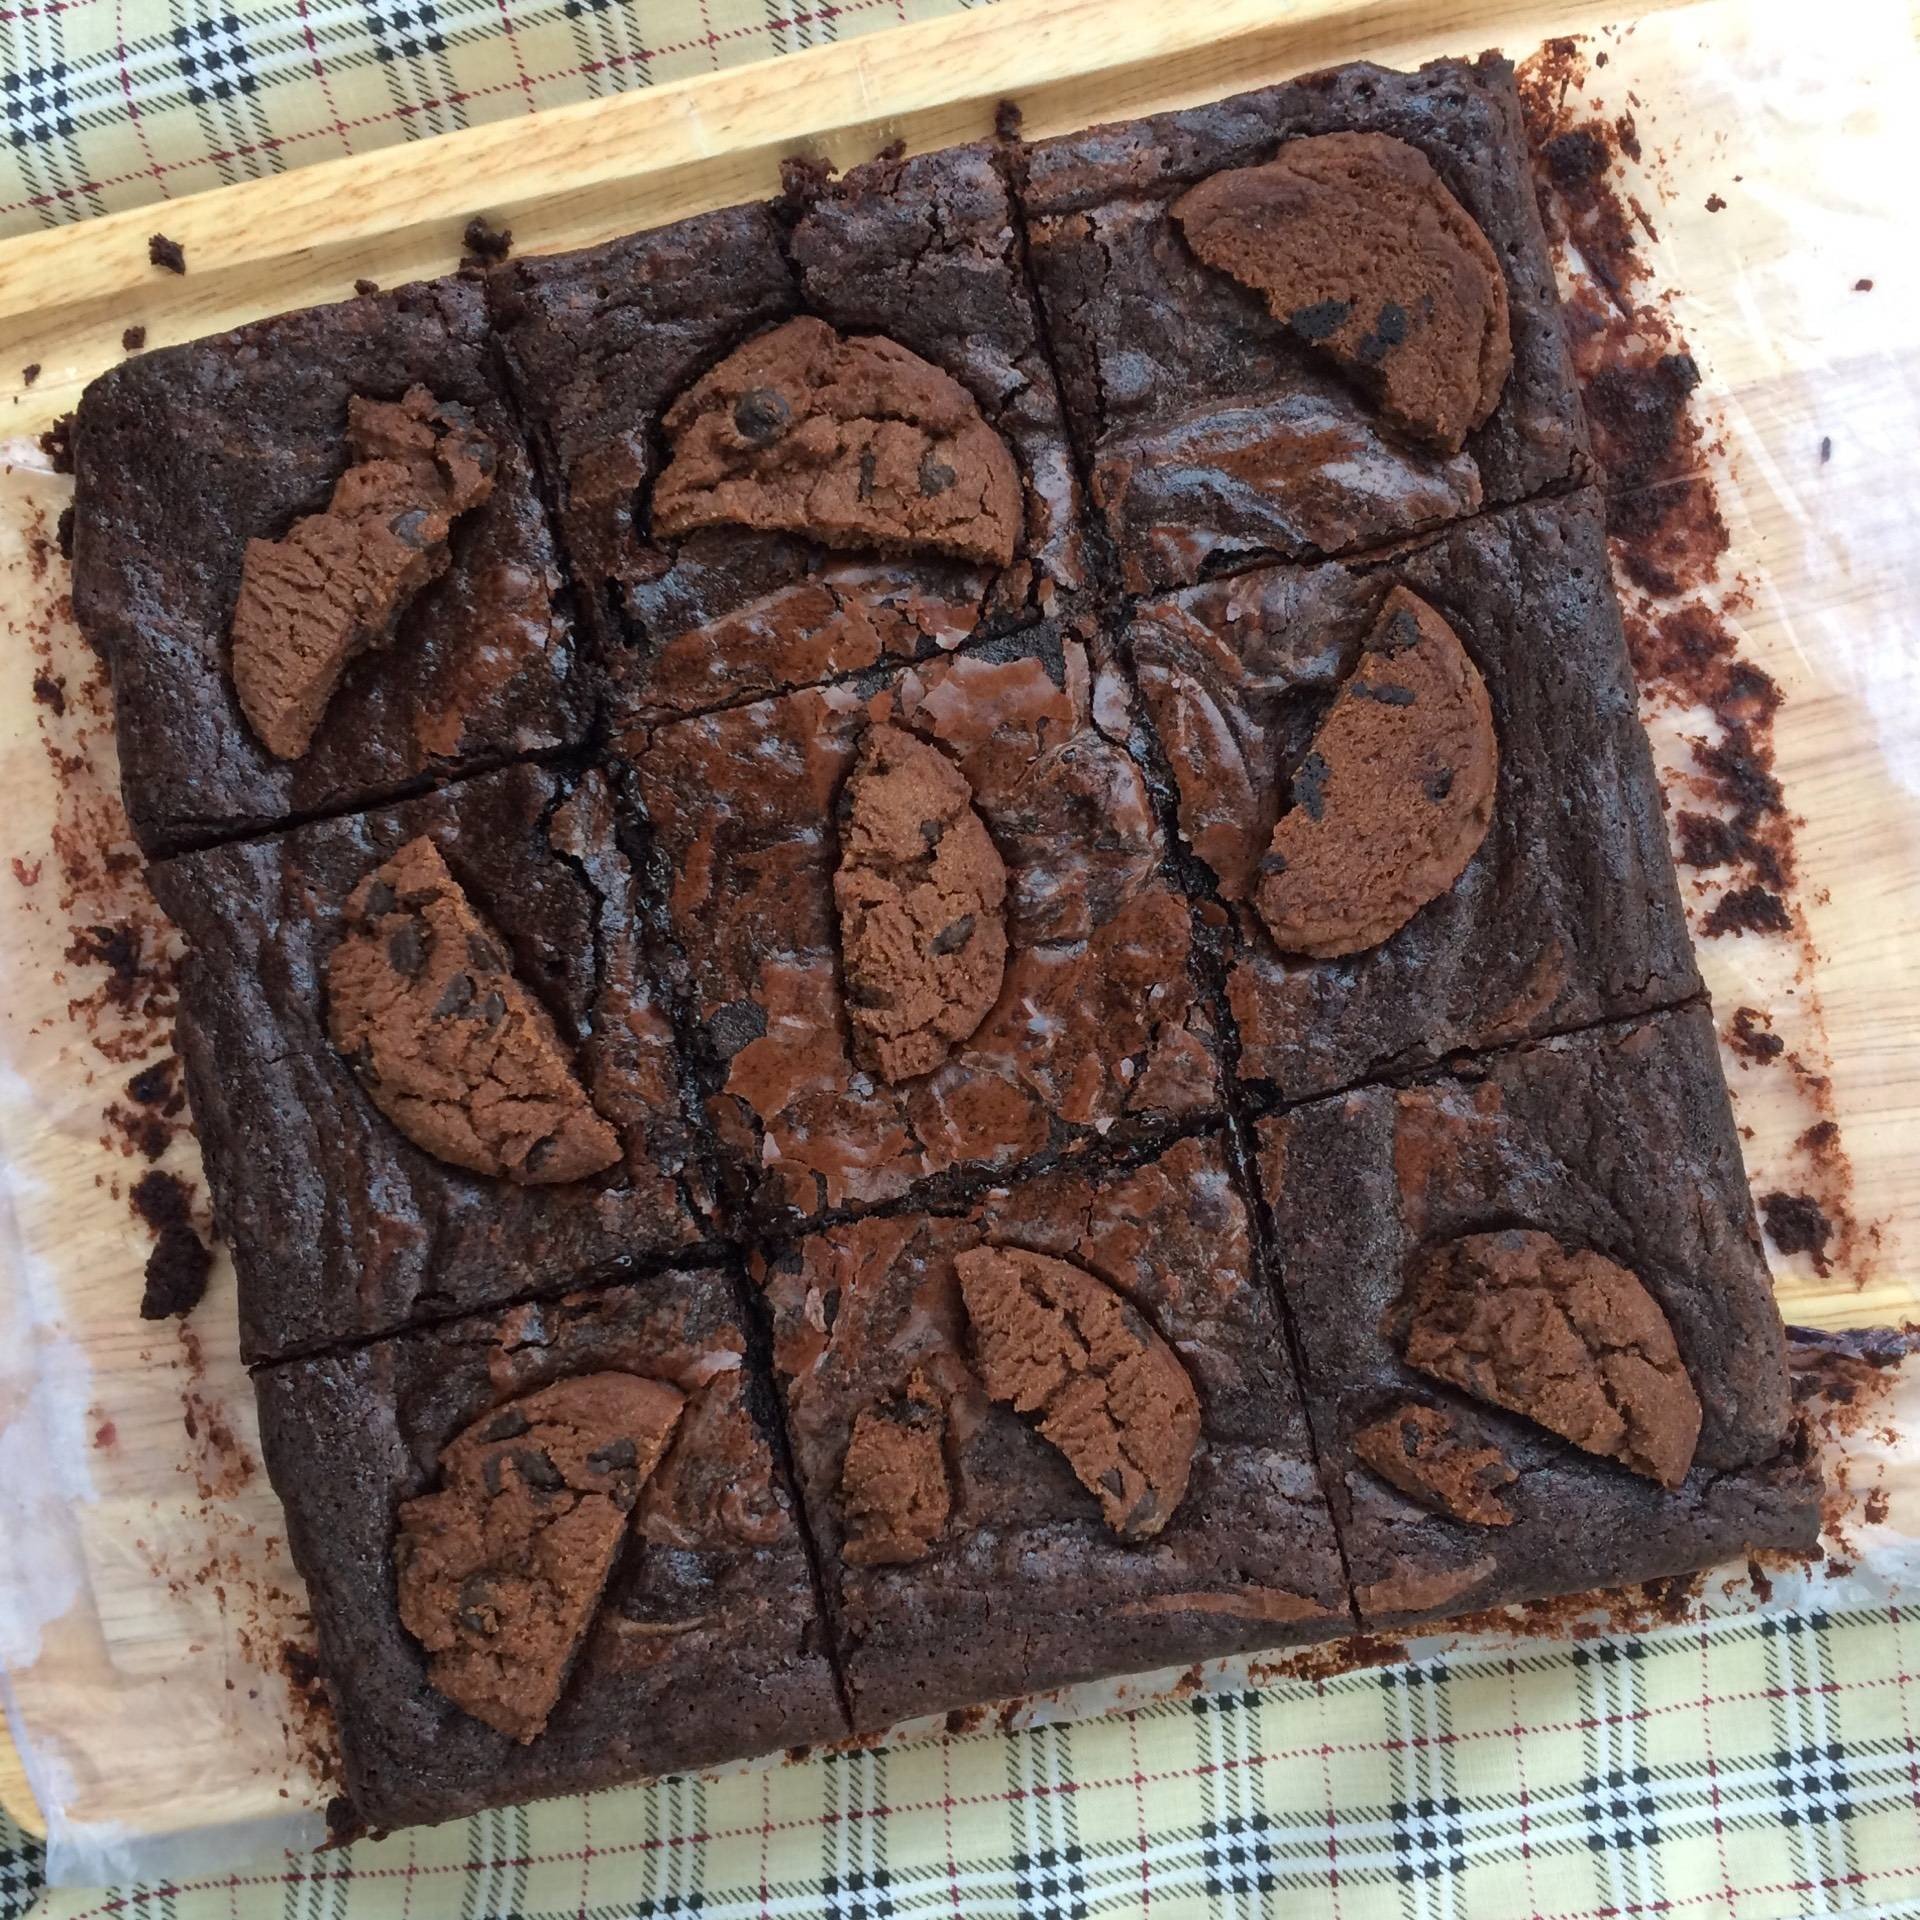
left=707, top=999, right=768, bottom=1061
left=1354, top=681, right=1416, bottom=706
left=586, top=1436, right=639, bottom=1475
left=918, top=452, right=956, bottom=496
left=821, top=1286, right=841, bottom=1330
left=1356, top=300, right=1410, bottom=364
left=467, top=933, right=504, bottom=971
left=433, top=971, right=475, bottom=1018
left=482, top=1410, right=531, bottom=1443
left=930, top=915, right=976, bottom=956
left=514, top=1448, right=565, bottom=1492
left=732, top=387, right=791, bottom=447
left=364, top=879, right=397, bottom=918
left=1288, top=297, right=1351, bottom=341
left=1259, top=850, right=1289, bottom=876
left=387, top=923, right=426, bottom=977
left=389, top=508, right=430, bottom=549
left=1425, top=765, right=1456, bottom=803
left=477, top=989, right=507, bottom=1025
left=1371, top=606, right=1423, bottom=655
left=858, top=448, right=877, bottom=502
left=1292, top=752, right=1330, bottom=822
left=1099, top=1466, right=1126, bottom=1497
left=482, top=1453, right=505, bottom=1496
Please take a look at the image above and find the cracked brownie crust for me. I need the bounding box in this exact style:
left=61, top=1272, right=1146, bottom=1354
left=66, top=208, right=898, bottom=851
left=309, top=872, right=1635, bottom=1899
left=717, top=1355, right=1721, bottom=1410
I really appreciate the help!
left=149, top=763, right=703, bottom=1362
left=257, top=1268, right=844, bottom=1830
left=72, top=279, right=586, bottom=856
left=1255, top=1008, right=1819, bottom=1629
left=752, top=1133, right=1349, bottom=1730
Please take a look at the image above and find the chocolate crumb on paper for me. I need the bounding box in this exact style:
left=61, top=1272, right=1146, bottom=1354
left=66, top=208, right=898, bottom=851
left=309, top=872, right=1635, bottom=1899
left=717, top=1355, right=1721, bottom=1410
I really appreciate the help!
left=148, top=232, right=187, bottom=274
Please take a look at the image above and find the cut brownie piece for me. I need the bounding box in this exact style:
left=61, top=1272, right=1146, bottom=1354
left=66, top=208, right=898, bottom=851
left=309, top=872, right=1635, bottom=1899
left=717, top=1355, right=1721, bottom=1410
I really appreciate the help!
left=493, top=146, right=1083, bottom=730
left=750, top=1132, right=1350, bottom=1730
left=72, top=278, right=587, bottom=856
left=1128, top=490, right=1699, bottom=1108
left=1021, top=55, right=1589, bottom=591
left=1255, top=1007, right=1821, bottom=1630
left=149, top=763, right=703, bottom=1363
left=623, top=623, right=1219, bottom=1235
left=256, top=1267, right=845, bottom=1830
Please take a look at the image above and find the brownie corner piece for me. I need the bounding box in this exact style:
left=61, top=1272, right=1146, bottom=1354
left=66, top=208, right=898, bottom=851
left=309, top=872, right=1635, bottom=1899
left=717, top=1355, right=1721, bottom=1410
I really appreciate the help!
left=1020, top=53, right=1589, bottom=592
left=1127, top=488, right=1699, bottom=1108
left=255, top=1266, right=844, bottom=1831
left=71, top=275, right=588, bottom=856
left=1256, top=1005, right=1820, bottom=1630
left=751, top=1130, right=1349, bottom=1731
left=625, top=620, right=1219, bottom=1235
left=149, top=761, right=702, bottom=1362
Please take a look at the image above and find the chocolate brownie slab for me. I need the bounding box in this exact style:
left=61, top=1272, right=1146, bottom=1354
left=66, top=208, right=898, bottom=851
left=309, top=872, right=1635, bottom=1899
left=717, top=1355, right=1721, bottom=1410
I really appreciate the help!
left=1127, top=490, right=1698, bottom=1108
left=1021, top=55, right=1590, bottom=591
left=149, top=762, right=703, bottom=1363
left=623, top=623, right=1218, bottom=1235
left=751, top=1132, right=1350, bottom=1730
left=1255, top=1007, right=1820, bottom=1630
left=72, top=278, right=587, bottom=856
left=256, top=1267, right=845, bottom=1830
left=494, top=146, right=1083, bottom=729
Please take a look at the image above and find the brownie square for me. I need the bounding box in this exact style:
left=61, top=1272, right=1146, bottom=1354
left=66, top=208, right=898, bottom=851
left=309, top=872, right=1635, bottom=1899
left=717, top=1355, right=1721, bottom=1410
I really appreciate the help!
left=149, top=762, right=704, bottom=1363
left=72, top=278, right=588, bottom=857
left=256, top=1266, right=845, bottom=1830
left=1127, top=490, right=1698, bottom=1108
left=750, top=1132, right=1350, bottom=1730
left=494, top=146, right=1083, bottom=730
left=1255, top=1007, right=1820, bottom=1630
left=623, top=623, right=1219, bottom=1234
left=1021, top=55, right=1590, bottom=592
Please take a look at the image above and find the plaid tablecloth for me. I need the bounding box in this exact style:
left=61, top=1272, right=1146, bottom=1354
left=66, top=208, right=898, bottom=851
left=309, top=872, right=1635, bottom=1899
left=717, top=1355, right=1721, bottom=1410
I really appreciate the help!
left=4, top=3, right=1919, bottom=1916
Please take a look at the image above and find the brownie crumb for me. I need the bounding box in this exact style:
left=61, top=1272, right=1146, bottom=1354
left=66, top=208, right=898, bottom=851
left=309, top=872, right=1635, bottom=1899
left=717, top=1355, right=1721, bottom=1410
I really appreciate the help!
left=141, top=1220, right=212, bottom=1318
left=130, top=1166, right=194, bottom=1231
left=1853, top=277, right=1874, bottom=292
left=121, top=325, right=147, bottom=352
left=40, top=412, right=74, bottom=474
left=32, top=671, right=66, bottom=716
left=126, top=1058, right=178, bottom=1106
left=1761, top=1190, right=1833, bottom=1274
left=55, top=503, right=74, bottom=560
left=148, top=232, right=187, bottom=274
left=22, top=363, right=39, bottom=386
left=1702, top=883, right=1792, bottom=938
left=1704, top=192, right=1726, bottom=212
left=461, top=215, right=513, bottom=268
left=1727, top=1005, right=1784, bottom=1064
left=1819, top=435, right=1832, bottom=464
left=353, top=278, right=381, bottom=297
left=994, top=99, right=1024, bottom=142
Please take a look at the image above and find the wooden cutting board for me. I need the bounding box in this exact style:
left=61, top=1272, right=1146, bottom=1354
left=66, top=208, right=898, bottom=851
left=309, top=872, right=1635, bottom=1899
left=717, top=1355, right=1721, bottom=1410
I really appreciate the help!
left=2, top=0, right=1916, bottom=1857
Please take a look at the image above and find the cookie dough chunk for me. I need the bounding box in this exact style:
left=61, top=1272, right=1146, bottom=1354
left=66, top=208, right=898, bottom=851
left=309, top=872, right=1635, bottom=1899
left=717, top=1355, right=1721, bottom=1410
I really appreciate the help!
left=326, top=835, right=620, bottom=1182
left=232, top=387, right=496, bottom=758
left=1352, top=1402, right=1517, bottom=1527
left=1255, top=585, right=1495, bottom=957
left=834, top=724, right=1009, bottom=1083
left=1173, top=133, right=1512, bottom=454
left=395, top=1372, right=685, bottom=1741
left=957, top=1246, right=1200, bottom=1538
left=652, top=317, right=1022, bottom=567
left=1400, top=1229, right=1704, bottom=1489
left=840, top=1371, right=951, bottom=1565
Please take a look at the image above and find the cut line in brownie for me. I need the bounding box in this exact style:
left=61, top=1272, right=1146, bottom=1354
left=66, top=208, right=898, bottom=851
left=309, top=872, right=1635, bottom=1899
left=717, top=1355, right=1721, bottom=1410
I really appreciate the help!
left=750, top=1130, right=1350, bottom=1731
left=1020, top=54, right=1590, bottom=592
left=492, top=144, right=1085, bottom=732
left=149, top=762, right=705, bottom=1363
left=256, top=1266, right=845, bottom=1831
left=1125, top=489, right=1700, bottom=1110
left=1254, top=1007, right=1820, bottom=1630
left=620, top=621, right=1220, bottom=1238
left=72, top=278, right=589, bottom=857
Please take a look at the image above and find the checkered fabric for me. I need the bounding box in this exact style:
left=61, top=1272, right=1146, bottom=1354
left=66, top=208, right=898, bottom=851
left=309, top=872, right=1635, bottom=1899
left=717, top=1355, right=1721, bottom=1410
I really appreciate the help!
left=7, top=1603, right=1920, bottom=1918
left=0, top=0, right=979, bottom=238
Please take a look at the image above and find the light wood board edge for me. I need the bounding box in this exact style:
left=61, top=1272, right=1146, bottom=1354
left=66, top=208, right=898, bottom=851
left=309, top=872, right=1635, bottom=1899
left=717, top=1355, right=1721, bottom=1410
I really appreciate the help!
left=0, top=1717, right=44, bottom=1839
